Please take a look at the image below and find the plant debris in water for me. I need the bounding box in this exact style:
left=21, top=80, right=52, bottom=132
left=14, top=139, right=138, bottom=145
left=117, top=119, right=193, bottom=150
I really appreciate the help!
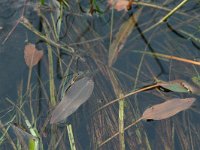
left=50, top=77, right=94, bottom=124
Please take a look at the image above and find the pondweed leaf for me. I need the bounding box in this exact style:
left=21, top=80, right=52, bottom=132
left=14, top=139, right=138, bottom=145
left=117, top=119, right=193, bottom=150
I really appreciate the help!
left=158, top=80, right=200, bottom=94
left=50, top=77, right=94, bottom=124
left=99, top=97, right=196, bottom=147
left=142, top=98, right=196, bottom=120
left=24, top=43, right=43, bottom=68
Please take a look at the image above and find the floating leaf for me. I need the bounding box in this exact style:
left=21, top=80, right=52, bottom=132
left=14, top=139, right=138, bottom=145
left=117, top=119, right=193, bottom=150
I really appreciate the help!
left=108, top=10, right=141, bottom=66
left=108, top=0, right=129, bottom=11
left=24, top=43, right=43, bottom=68
left=157, top=80, right=199, bottom=94
left=50, top=77, right=94, bottom=124
left=142, top=98, right=196, bottom=120
left=99, top=97, right=196, bottom=146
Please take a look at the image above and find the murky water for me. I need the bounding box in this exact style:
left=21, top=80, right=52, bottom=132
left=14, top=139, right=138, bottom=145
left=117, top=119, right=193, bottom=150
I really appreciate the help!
left=0, top=0, right=200, bottom=149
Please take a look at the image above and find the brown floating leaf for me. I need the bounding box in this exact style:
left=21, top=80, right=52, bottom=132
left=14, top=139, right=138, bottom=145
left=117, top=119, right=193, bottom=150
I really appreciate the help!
left=157, top=80, right=200, bottom=94
left=24, top=43, right=43, bottom=68
left=142, top=98, right=196, bottom=120
left=108, top=0, right=129, bottom=11
left=99, top=97, right=196, bottom=147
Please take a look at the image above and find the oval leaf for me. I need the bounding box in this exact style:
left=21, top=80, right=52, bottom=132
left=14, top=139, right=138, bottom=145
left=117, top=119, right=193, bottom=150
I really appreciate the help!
left=50, top=77, right=94, bottom=124
left=24, top=43, right=43, bottom=68
left=142, top=98, right=196, bottom=120
left=108, top=0, right=129, bottom=11
left=158, top=80, right=199, bottom=94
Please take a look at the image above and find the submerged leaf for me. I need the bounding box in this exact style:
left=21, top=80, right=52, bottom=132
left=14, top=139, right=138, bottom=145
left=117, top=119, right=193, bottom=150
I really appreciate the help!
left=108, top=10, right=141, bottom=66
left=24, top=43, right=43, bottom=68
left=142, top=98, right=196, bottom=120
left=50, top=77, right=94, bottom=124
left=192, top=76, right=200, bottom=87
left=158, top=80, right=199, bottom=94
left=12, top=124, right=37, bottom=150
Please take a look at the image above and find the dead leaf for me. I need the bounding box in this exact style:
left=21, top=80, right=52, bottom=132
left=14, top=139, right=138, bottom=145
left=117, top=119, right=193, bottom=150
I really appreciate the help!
left=142, top=98, right=196, bottom=120
left=108, top=0, right=130, bottom=11
left=24, top=43, right=43, bottom=68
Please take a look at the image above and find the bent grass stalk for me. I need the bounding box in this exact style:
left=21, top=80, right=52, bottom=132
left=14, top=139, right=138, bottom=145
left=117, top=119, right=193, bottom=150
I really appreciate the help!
left=96, top=83, right=159, bottom=113
left=99, top=118, right=142, bottom=147
left=133, top=51, right=200, bottom=66
left=107, top=69, right=125, bottom=149
left=133, top=0, right=189, bottom=35
left=40, top=13, right=56, bottom=106
left=20, top=17, right=74, bottom=54
left=100, top=97, right=196, bottom=147
left=131, top=1, right=188, bottom=16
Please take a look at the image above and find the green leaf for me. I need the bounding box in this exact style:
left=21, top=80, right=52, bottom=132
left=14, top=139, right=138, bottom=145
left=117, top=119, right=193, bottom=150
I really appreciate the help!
left=158, top=80, right=191, bottom=93
left=192, top=76, right=200, bottom=87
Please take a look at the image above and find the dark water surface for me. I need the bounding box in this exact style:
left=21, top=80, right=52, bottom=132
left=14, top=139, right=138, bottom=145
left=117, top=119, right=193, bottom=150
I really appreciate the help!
left=0, top=0, right=200, bottom=149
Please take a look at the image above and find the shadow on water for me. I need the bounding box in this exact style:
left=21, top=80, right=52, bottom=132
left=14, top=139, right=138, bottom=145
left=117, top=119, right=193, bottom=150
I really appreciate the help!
left=0, top=0, right=200, bottom=150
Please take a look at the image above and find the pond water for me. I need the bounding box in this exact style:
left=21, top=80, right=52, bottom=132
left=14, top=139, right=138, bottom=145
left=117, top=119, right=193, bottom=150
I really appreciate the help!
left=0, top=0, right=200, bottom=150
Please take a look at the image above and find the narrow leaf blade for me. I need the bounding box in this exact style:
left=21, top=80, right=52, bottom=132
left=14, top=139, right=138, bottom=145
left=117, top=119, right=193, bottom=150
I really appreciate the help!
left=108, top=10, right=141, bottom=66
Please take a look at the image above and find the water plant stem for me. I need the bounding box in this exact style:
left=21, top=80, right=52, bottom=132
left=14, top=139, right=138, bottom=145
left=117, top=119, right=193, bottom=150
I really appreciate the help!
left=41, top=19, right=56, bottom=106
left=20, top=17, right=74, bottom=54
left=133, top=51, right=200, bottom=66
left=6, top=99, right=42, bottom=150
left=67, top=124, right=76, bottom=150
left=132, top=1, right=187, bottom=16
left=96, top=84, right=159, bottom=112
left=26, top=67, right=33, bottom=92
left=119, top=95, right=125, bottom=150
left=107, top=69, right=125, bottom=149
left=139, top=0, right=189, bottom=34
left=99, top=118, right=142, bottom=147
left=0, top=121, right=17, bottom=150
